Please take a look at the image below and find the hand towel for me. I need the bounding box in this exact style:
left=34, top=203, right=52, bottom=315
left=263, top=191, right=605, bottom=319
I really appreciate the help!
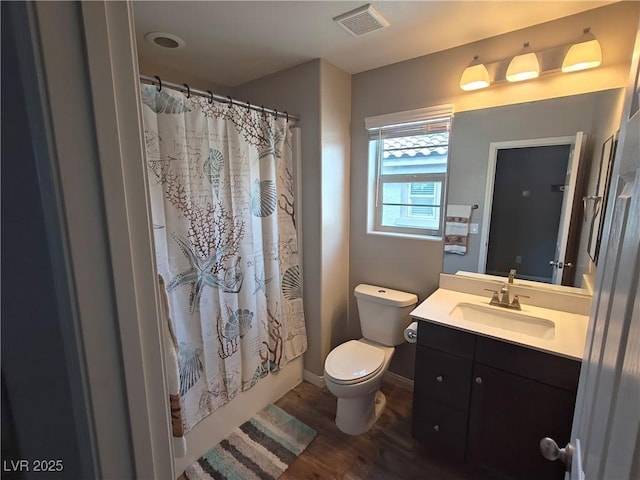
left=158, top=274, right=187, bottom=457
left=444, top=204, right=473, bottom=255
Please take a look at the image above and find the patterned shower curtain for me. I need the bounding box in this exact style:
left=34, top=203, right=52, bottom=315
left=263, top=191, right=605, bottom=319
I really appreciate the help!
left=140, top=85, right=307, bottom=432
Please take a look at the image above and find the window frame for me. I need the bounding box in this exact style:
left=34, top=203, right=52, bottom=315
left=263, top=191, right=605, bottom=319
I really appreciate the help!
left=366, top=105, right=453, bottom=239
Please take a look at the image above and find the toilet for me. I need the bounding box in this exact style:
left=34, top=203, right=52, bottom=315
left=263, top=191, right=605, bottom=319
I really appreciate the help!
left=324, top=284, right=418, bottom=435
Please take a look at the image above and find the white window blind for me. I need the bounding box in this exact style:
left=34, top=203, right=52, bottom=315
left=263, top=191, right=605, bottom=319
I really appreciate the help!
left=365, top=104, right=454, bottom=237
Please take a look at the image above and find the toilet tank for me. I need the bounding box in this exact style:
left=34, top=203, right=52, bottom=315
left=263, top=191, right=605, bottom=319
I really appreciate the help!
left=354, top=284, right=418, bottom=346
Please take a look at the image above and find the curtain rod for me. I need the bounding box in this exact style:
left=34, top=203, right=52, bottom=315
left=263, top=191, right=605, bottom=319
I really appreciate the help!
left=139, top=74, right=300, bottom=122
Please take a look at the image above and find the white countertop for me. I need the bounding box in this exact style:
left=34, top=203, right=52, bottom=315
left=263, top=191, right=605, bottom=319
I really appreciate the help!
left=410, top=288, right=589, bottom=360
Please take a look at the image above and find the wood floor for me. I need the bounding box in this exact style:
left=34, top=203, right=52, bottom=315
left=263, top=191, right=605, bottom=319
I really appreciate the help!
left=273, top=380, right=481, bottom=480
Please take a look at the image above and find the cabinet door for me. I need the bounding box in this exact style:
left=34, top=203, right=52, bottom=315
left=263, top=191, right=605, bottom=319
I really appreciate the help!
left=414, top=345, right=472, bottom=411
left=412, top=395, right=468, bottom=460
left=468, top=364, right=575, bottom=480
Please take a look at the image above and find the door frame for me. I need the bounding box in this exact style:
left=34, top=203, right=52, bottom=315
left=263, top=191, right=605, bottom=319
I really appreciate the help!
left=12, top=2, right=174, bottom=477
left=477, top=135, right=579, bottom=281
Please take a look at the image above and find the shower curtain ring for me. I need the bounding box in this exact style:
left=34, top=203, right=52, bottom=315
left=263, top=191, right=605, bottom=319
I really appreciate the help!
left=227, top=96, right=233, bottom=108
left=261, top=106, right=265, bottom=116
left=274, top=109, right=278, bottom=119
left=206, top=90, right=214, bottom=104
left=246, top=101, right=251, bottom=112
left=154, top=75, right=162, bottom=92
left=183, top=84, right=190, bottom=98
left=285, top=111, right=289, bottom=122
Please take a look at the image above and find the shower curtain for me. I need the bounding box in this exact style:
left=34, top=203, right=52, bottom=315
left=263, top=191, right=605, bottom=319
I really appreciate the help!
left=140, top=85, right=307, bottom=431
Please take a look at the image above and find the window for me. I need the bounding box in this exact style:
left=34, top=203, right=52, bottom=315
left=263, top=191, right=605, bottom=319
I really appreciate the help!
left=366, top=105, right=453, bottom=237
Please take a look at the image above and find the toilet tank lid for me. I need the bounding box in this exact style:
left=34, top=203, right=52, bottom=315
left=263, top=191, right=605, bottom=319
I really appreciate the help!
left=354, top=284, right=418, bottom=307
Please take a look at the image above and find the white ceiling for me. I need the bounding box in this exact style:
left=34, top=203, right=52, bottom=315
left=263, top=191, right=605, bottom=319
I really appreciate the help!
left=133, top=1, right=612, bottom=88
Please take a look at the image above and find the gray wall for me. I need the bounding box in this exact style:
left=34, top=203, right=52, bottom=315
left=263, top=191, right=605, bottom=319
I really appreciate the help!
left=319, top=61, right=352, bottom=356
left=233, top=59, right=352, bottom=376
left=575, top=89, right=627, bottom=286
left=350, top=2, right=638, bottom=379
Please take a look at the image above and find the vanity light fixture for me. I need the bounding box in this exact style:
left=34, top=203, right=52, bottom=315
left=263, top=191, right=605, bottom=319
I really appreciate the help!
left=562, top=28, right=602, bottom=73
left=506, top=42, right=540, bottom=82
left=459, top=56, right=490, bottom=91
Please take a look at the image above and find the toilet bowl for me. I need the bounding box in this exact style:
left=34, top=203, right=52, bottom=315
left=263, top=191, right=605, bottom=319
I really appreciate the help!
left=323, top=284, right=417, bottom=435
left=324, top=339, right=394, bottom=435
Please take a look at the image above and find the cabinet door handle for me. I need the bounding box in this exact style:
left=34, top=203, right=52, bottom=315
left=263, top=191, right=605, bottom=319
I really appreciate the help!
left=433, top=424, right=439, bottom=432
left=436, top=375, right=443, bottom=382
left=475, top=377, right=483, bottom=384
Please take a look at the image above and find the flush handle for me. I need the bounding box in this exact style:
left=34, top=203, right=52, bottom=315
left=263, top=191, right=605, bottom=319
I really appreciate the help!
left=436, top=375, right=443, bottom=383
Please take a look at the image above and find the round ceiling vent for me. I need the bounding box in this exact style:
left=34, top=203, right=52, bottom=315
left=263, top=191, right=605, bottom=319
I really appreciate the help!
left=145, top=32, right=185, bottom=49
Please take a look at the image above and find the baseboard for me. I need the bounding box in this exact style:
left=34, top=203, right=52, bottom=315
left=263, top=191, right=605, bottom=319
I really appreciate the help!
left=303, top=369, right=326, bottom=388
left=384, top=371, right=414, bottom=392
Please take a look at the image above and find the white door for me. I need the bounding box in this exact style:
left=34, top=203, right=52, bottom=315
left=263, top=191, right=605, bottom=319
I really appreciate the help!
left=551, top=132, right=586, bottom=284
left=541, top=37, right=640, bottom=478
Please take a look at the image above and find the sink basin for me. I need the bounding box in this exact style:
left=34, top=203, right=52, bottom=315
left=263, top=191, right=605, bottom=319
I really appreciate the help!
left=449, top=302, right=555, bottom=340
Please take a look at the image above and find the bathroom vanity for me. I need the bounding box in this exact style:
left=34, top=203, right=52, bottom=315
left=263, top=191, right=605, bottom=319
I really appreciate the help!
left=410, top=275, right=589, bottom=480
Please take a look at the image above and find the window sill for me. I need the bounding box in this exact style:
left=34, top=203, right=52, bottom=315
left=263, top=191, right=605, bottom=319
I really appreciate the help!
left=366, top=229, right=443, bottom=242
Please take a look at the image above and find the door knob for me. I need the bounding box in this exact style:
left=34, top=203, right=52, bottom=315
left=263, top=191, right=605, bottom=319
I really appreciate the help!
left=540, top=437, right=574, bottom=472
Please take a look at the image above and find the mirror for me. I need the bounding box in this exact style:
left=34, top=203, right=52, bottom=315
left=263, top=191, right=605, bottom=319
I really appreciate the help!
left=442, top=88, right=625, bottom=291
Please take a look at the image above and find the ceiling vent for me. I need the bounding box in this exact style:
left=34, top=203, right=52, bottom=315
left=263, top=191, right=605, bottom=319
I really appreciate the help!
left=333, top=4, right=390, bottom=37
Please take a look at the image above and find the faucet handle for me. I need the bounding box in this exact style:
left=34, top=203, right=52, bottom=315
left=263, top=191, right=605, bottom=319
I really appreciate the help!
left=484, top=288, right=500, bottom=304
left=510, top=294, right=529, bottom=310
left=510, top=295, right=521, bottom=309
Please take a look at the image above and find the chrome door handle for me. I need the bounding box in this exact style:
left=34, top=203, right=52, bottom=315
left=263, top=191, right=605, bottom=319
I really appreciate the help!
left=540, top=437, right=574, bottom=472
left=550, top=260, right=570, bottom=269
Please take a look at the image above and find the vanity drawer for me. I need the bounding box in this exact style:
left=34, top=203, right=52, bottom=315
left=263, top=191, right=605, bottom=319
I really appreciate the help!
left=417, top=320, right=476, bottom=359
left=475, top=336, right=581, bottom=392
left=414, top=345, right=472, bottom=411
left=412, top=395, right=467, bottom=460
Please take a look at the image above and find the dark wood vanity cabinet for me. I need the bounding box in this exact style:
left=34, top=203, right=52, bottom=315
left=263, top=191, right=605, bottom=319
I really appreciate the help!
left=412, top=321, right=581, bottom=479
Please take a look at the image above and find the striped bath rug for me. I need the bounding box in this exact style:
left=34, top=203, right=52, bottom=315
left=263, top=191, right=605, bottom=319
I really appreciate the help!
left=184, top=403, right=317, bottom=480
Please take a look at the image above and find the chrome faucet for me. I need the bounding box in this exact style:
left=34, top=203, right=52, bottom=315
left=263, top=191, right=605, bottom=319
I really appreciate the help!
left=485, top=270, right=525, bottom=310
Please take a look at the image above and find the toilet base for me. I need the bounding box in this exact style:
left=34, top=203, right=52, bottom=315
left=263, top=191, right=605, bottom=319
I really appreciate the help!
left=335, top=390, right=387, bottom=435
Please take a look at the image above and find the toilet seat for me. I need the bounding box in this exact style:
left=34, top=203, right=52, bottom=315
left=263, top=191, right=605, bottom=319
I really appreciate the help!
left=325, top=340, right=385, bottom=385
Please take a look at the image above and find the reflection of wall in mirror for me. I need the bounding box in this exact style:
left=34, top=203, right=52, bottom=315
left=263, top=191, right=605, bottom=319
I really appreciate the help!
left=443, top=88, right=626, bottom=288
